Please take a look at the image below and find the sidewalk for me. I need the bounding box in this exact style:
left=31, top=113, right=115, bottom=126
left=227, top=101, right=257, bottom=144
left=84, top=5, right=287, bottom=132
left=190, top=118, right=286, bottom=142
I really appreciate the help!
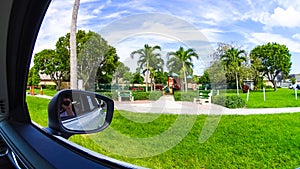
left=115, top=95, right=300, bottom=115
left=32, top=94, right=300, bottom=115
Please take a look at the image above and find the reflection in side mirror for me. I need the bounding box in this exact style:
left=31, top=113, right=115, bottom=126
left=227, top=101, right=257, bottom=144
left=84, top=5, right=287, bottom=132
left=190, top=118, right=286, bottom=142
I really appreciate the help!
left=61, top=95, right=107, bottom=131
left=47, top=90, right=114, bottom=139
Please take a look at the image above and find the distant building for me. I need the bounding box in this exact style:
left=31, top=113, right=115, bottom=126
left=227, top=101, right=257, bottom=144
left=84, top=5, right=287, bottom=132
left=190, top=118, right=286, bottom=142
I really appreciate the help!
left=38, top=74, right=55, bottom=86
left=289, top=74, right=300, bottom=84
left=38, top=73, right=70, bottom=89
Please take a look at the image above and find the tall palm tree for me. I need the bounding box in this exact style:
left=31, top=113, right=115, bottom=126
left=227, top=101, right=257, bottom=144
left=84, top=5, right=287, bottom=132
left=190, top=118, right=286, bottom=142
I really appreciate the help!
left=167, top=46, right=199, bottom=92
left=221, top=47, right=247, bottom=96
left=70, top=0, right=80, bottom=89
left=130, top=44, right=163, bottom=92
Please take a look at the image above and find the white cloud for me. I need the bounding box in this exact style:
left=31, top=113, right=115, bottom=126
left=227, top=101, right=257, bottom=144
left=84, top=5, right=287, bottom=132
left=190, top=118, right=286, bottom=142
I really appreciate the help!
left=267, top=7, right=300, bottom=28
left=276, top=0, right=300, bottom=9
left=246, top=32, right=300, bottom=53
left=92, top=5, right=104, bottom=14
left=292, top=34, right=300, bottom=40
left=103, top=11, right=129, bottom=19
left=200, top=28, right=224, bottom=42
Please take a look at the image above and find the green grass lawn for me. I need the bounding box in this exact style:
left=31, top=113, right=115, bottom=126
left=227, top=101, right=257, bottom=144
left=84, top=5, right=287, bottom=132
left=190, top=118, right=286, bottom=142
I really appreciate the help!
left=26, top=96, right=50, bottom=127
left=26, top=88, right=57, bottom=96
left=26, top=96, right=300, bottom=168
left=225, top=88, right=300, bottom=108
left=68, top=111, right=300, bottom=169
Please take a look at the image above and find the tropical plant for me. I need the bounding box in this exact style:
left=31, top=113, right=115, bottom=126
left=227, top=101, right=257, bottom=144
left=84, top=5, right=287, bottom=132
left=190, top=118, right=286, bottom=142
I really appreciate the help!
left=167, top=46, right=199, bottom=92
left=130, top=44, right=163, bottom=92
left=220, top=47, right=247, bottom=95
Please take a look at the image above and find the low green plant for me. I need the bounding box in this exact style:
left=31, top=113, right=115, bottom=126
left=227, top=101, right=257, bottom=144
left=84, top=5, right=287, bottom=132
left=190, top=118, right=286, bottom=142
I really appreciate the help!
left=97, top=91, right=118, bottom=100
left=148, top=91, right=163, bottom=100
left=212, top=95, right=245, bottom=108
left=225, top=95, right=245, bottom=108
left=212, top=95, right=226, bottom=106
left=132, top=91, right=150, bottom=100
left=174, top=91, right=198, bottom=101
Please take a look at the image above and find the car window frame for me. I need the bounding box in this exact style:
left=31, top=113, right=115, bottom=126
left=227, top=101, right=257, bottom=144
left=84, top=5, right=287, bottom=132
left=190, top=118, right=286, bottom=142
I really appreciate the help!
left=0, top=0, right=140, bottom=168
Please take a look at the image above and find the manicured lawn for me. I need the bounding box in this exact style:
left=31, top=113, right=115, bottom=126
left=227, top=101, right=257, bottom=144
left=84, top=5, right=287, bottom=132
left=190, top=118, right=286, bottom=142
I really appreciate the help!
left=26, top=96, right=50, bottom=127
left=71, top=111, right=300, bottom=169
left=26, top=94, right=300, bottom=168
left=226, top=88, right=300, bottom=108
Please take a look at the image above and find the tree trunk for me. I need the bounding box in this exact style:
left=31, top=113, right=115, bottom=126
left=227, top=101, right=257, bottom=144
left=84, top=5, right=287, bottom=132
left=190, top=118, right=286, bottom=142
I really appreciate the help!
left=184, top=71, right=188, bottom=92
left=145, top=69, right=148, bottom=92
left=70, top=0, right=80, bottom=89
left=235, top=72, right=239, bottom=96
left=272, top=79, right=277, bottom=91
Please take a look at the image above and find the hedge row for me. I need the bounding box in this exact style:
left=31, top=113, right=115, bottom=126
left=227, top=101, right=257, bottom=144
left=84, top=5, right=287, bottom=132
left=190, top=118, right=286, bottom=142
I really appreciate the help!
left=97, top=91, right=162, bottom=101
left=174, top=91, right=199, bottom=101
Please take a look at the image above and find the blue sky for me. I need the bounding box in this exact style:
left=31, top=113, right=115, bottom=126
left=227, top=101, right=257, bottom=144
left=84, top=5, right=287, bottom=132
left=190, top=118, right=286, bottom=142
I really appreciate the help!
left=35, top=0, right=300, bottom=75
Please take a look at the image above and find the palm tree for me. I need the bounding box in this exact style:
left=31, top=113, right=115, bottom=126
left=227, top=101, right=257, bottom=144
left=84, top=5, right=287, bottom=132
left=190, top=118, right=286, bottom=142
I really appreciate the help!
left=220, top=47, right=247, bottom=96
left=130, top=44, right=163, bottom=92
left=70, top=0, right=80, bottom=89
left=167, top=46, right=199, bottom=92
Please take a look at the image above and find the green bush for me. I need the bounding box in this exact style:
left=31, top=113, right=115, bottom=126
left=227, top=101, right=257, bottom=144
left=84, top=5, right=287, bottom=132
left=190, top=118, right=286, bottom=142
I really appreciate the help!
left=132, top=91, right=149, bottom=100
left=225, top=95, right=245, bottom=108
left=212, top=95, right=226, bottom=106
left=174, top=91, right=198, bottom=101
left=265, top=85, right=273, bottom=89
left=97, top=91, right=118, bottom=100
left=98, top=91, right=162, bottom=101
left=41, top=85, right=56, bottom=90
left=148, top=91, right=163, bottom=100
left=212, top=95, right=245, bottom=108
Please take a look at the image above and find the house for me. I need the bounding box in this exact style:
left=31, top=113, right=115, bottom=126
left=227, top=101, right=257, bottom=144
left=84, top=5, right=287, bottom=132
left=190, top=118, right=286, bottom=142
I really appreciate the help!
left=39, top=73, right=70, bottom=89
left=289, top=74, right=300, bottom=82
left=39, top=74, right=55, bottom=86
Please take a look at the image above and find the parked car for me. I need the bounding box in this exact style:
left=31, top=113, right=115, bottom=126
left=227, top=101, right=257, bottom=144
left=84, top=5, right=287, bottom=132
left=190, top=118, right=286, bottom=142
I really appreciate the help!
left=289, top=84, right=300, bottom=90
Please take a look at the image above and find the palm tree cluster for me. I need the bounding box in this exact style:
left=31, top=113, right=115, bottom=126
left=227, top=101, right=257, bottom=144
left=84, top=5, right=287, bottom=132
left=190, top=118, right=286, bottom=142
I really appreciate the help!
left=131, top=44, right=199, bottom=92
left=220, top=47, right=247, bottom=95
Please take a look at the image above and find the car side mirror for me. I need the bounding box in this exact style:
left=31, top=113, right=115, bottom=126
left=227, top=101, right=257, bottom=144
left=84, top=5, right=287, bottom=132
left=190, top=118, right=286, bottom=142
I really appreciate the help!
left=46, top=89, right=114, bottom=139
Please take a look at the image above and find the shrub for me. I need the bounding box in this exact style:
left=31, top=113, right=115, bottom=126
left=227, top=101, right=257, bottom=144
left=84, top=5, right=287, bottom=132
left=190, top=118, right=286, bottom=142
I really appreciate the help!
left=97, top=91, right=118, bottom=100
left=212, top=95, right=226, bottom=106
left=149, top=91, right=163, bottom=100
left=174, top=91, right=198, bottom=101
left=225, top=95, right=245, bottom=108
left=212, top=95, right=245, bottom=109
left=265, top=85, right=273, bottom=89
left=132, top=91, right=149, bottom=100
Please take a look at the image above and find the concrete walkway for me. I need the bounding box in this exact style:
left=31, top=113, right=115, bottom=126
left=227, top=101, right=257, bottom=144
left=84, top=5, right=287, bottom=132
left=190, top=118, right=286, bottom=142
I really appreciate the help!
left=31, top=94, right=300, bottom=115
left=115, top=95, right=300, bottom=115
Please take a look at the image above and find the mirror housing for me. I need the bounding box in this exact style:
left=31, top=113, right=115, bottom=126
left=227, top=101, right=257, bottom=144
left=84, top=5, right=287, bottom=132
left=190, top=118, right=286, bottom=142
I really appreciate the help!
left=46, top=90, right=114, bottom=139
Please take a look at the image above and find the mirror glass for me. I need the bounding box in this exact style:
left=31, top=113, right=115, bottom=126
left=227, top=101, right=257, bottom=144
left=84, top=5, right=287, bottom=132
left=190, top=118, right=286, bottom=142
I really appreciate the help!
left=59, top=92, right=108, bottom=131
